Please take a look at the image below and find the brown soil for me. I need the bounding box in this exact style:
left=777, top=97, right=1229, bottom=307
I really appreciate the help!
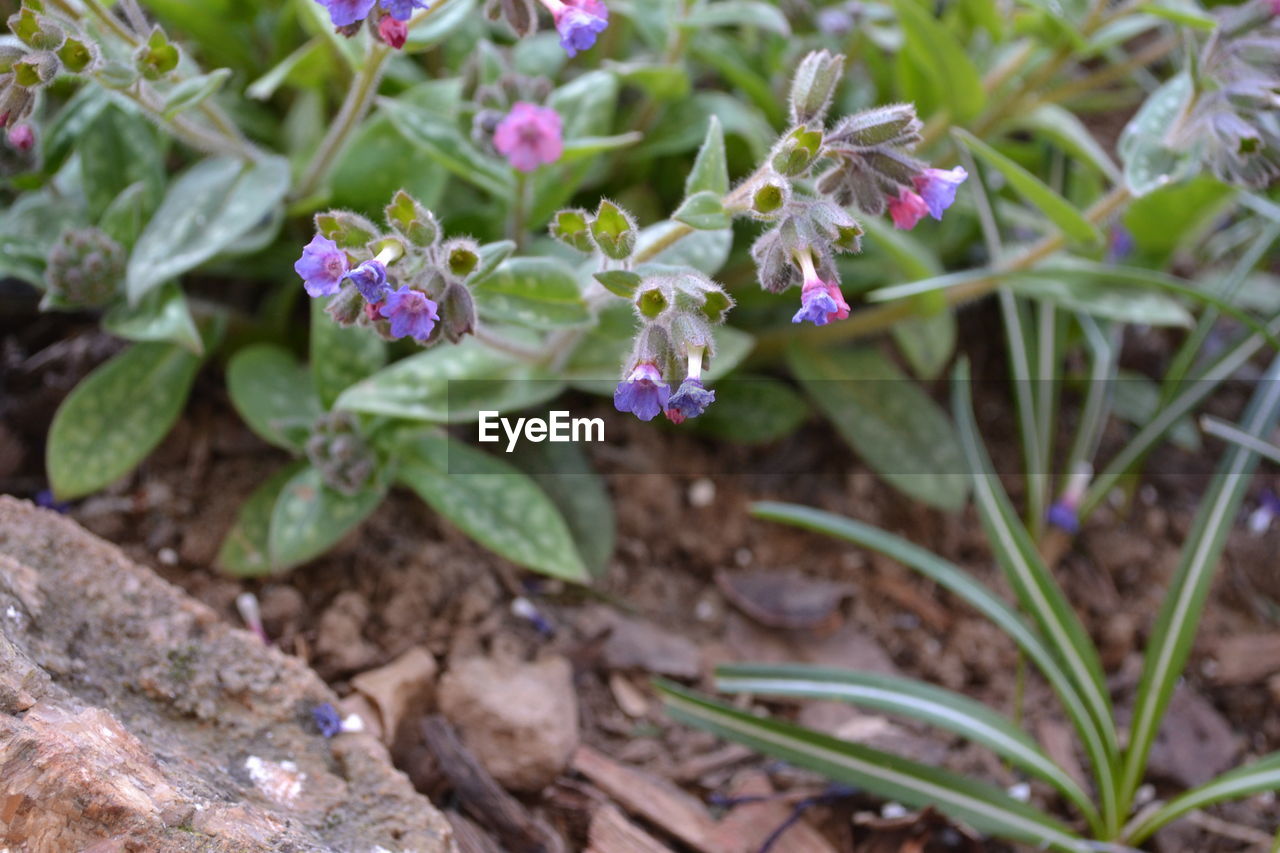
left=3, top=307, right=1279, bottom=852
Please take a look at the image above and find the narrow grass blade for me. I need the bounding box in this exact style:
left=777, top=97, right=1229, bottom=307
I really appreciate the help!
left=1125, top=753, right=1280, bottom=845
left=1119, top=354, right=1280, bottom=808
left=751, top=500, right=1119, bottom=830
left=657, top=683, right=1090, bottom=852
left=1200, top=416, right=1280, bottom=466
left=716, top=664, right=1101, bottom=831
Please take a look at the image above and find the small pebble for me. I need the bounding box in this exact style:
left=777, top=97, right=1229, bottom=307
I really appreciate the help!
left=688, top=478, right=715, bottom=507
left=157, top=547, right=178, bottom=566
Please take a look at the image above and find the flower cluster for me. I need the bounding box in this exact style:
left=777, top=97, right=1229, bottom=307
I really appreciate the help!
left=485, top=0, right=610, bottom=57
left=1, top=6, right=100, bottom=142
left=305, top=412, right=379, bottom=495
left=614, top=273, right=732, bottom=424
left=313, top=0, right=429, bottom=47
left=43, top=227, right=126, bottom=310
left=1165, top=1, right=1280, bottom=188
left=743, top=51, right=967, bottom=328
left=296, top=190, right=478, bottom=346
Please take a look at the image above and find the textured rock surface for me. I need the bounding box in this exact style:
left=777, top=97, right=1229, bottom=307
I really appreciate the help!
left=438, top=654, right=579, bottom=792
left=0, top=497, right=455, bottom=853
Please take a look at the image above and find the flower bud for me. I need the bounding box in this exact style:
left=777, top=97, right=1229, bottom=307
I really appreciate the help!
left=788, top=49, right=845, bottom=127
left=441, top=237, right=480, bottom=279
left=134, top=27, right=179, bottom=80
left=13, top=52, right=57, bottom=87
left=825, top=104, right=922, bottom=149
left=589, top=199, right=637, bottom=261
left=750, top=223, right=802, bottom=294
left=0, top=45, right=26, bottom=74
left=0, top=82, right=35, bottom=129
left=8, top=9, right=64, bottom=51
left=43, top=227, right=126, bottom=308
left=550, top=208, right=595, bottom=253
left=670, top=312, right=714, bottom=359
left=315, top=210, right=380, bottom=249
left=750, top=177, right=790, bottom=218
left=771, top=126, right=823, bottom=177
left=306, top=412, right=378, bottom=496
left=438, top=281, right=477, bottom=343
left=634, top=279, right=673, bottom=321
left=377, top=15, right=408, bottom=49
left=7, top=123, right=34, bottom=152
left=485, top=0, right=538, bottom=37
left=805, top=199, right=863, bottom=254
left=384, top=190, right=439, bottom=247
left=325, top=284, right=366, bottom=326
left=57, top=37, right=97, bottom=73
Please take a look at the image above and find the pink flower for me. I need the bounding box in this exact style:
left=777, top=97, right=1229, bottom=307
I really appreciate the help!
left=7, top=124, right=34, bottom=152
left=493, top=102, right=564, bottom=172
left=888, top=189, right=929, bottom=230
left=378, top=15, right=408, bottom=48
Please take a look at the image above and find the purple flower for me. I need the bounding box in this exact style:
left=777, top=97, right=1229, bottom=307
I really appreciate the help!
left=315, top=0, right=377, bottom=27
left=493, top=102, right=564, bottom=173
left=380, top=0, right=429, bottom=20
left=345, top=259, right=392, bottom=303
left=888, top=189, right=929, bottom=230
left=1046, top=501, right=1080, bottom=535
left=791, top=279, right=850, bottom=327
left=312, top=703, right=343, bottom=738
left=664, top=377, right=715, bottom=424
left=552, top=0, right=608, bottom=57
left=1106, top=225, right=1135, bottom=264
left=35, top=489, right=71, bottom=514
left=378, top=285, right=440, bottom=341
left=295, top=235, right=350, bottom=298
left=912, top=166, right=968, bottom=220
left=613, top=362, right=670, bottom=422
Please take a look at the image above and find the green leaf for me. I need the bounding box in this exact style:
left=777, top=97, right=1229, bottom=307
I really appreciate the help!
left=892, top=309, right=956, bottom=380
left=658, top=684, right=1090, bottom=852
left=102, top=282, right=202, bottom=353
left=331, top=115, right=448, bottom=217
left=1119, top=72, right=1196, bottom=198
left=268, top=466, right=385, bottom=571
left=396, top=433, right=589, bottom=581
left=594, top=270, right=643, bottom=298
left=310, top=299, right=387, bottom=409
left=1110, top=371, right=1201, bottom=452
left=226, top=344, right=322, bottom=451
left=98, top=182, right=154, bottom=249
left=1122, top=176, right=1234, bottom=259
left=1126, top=753, right=1280, bottom=845
left=127, top=156, right=290, bottom=302
left=751, top=499, right=1121, bottom=825
left=636, top=223, right=732, bottom=275
left=716, top=664, right=1100, bottom=829
left=560, top=132, right=644, bottom=162
left=471, top=257, right=590, bottom=329
left=466, top=240, right=517, bottom=286
left=692, top=377, right=809, bottom=444
left=508, top=441, right=616, bottom=576
left=673, top=190, right=732, bottom=230
left=47, top=343, right=201, bottom=499
left=893, top=0, right=985, bottom=122
left=787, top=345, right=968, bottom=510
left=685, top=115, right=729, bottom=197
left=378, top=96, right=514, bottom=198
left=336, top=339, right=564, bottom=423
left=952, top=364, right=1118, bottom=757
left=161, top=68, right=232, bottom=119
left=1119, top=354, right=1280, bottom=807
left=1136, top=0, right=1215, bottom=30
left=247, top=38, right=326, bottom=100
left=952, top=128, right=1102, bottom=244
left=683, top=1, right=792, bottom=35
left=1010, top=104, right=1122, bottom=184
left=403, top=0, right=476, bottom=50
left=79, top=104, right=164, bottom=221
left=1012, top=275, right=1191, bottom=327
left=216, top=462, right=305, bottom=577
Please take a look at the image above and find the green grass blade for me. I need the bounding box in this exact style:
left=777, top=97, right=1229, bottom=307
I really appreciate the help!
left=1119, top=354, right=1280, bottom=809
left=1125, top=753, right=1280, bottom=845
left=715, top=664, right=1101, bottom=831
left=751, top=500, right=1119, bottom=829
left=657, top=683, right=1090, bottom=852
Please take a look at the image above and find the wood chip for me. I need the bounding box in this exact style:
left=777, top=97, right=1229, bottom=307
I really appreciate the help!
left=609, top=673, right=651, bottom=718
left=572, top=745, right=720, bottom=852
left=704, top=771, right=839, bottom=853
left=587, top=803, right=672, bottom=853
left=715, top=569, right=853, bottom=631
left=1208, top=633, right=1280, bottom=685
left=351, top=646, right=438, bottom=742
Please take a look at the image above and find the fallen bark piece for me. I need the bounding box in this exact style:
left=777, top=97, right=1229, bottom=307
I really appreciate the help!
left=351, top=645, right=439, bottom=743
left=586, top=803, right=672, bottom=853
left=0, top=496, right=454, bottom=853
left=704, top=772, right=839, bottom=853
left=572, top=745, right=721, bottom=851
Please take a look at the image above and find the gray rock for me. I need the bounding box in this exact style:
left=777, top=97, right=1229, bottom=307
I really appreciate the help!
left=0, top=497, right=455, bottom=853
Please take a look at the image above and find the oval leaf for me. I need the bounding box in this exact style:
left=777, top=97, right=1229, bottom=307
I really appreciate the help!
left=226, top=344, right=322, bottom=451
left=269, top=466, right=385, bottom=571
left=471, top=257, right=591, bottom=329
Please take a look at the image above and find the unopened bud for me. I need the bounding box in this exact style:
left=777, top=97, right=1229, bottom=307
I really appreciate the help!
left=826, top=103, right=922, bottom=148
left=771, top=126, right=823, bottom=177
left=438, top=281, right=476, bottom=343
left=7, top=123, right=34, bottom=151
left=441, top=237, right=480, bottom=279
left=315, top=210, right=380, bottom=249
left=13, top=52, right=57, bottom=87
left=385, top=190, right=439, bottom=247
left=377, top=15, right=408, bottom=48
left=550, top=208, right=595, bottom=253
left=305, top=412, right=377, bottom=496
left=134, top=27, right=179, bottom=80
left=788, top=49, right=845, bottom=127
left=0, top=45, right=25, bottom=74
left=589, top=200, right=637, bottom=261
left=485, top=0, right=538, bottom=36
left=8, top=9, right=64, bottom=51
left=44, top=227, right=126, bottom=308
left=635, top=281, right=672, bottom=321
left=57, top=37, right=97, bottom=73
left=325, top=284, right=366, bottom=326
left=751, top=177, right=790, bottom=218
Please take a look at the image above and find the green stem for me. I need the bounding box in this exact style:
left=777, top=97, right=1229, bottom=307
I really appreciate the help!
left=509, top=171, right=530, bottom=251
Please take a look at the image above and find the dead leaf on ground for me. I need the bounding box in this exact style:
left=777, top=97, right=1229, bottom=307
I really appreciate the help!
left=715, top=569, right=853, bottom=631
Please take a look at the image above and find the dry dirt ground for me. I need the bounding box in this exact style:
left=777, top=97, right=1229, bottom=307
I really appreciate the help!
left=2, top=312, right=1279, bottom=852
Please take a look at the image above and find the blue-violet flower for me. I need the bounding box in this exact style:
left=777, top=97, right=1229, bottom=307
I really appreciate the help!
left=614, top=362, right=670, bottom=422
left=295, top=235, right=350, bottom=298
left=313, top=703, right=343, bottom=738
left=380, top=0, right=429, bottom=20
left=913, top=166, right=967, bottom=220
left=665, top=377, right=716, bottom=424
left=345, top=259, right=392, bottom=303
left=546, top=0, right=609, bottom=57
left=316, top=0, right=376, bottom=27
left=379, top=285, right=440, bottom=341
